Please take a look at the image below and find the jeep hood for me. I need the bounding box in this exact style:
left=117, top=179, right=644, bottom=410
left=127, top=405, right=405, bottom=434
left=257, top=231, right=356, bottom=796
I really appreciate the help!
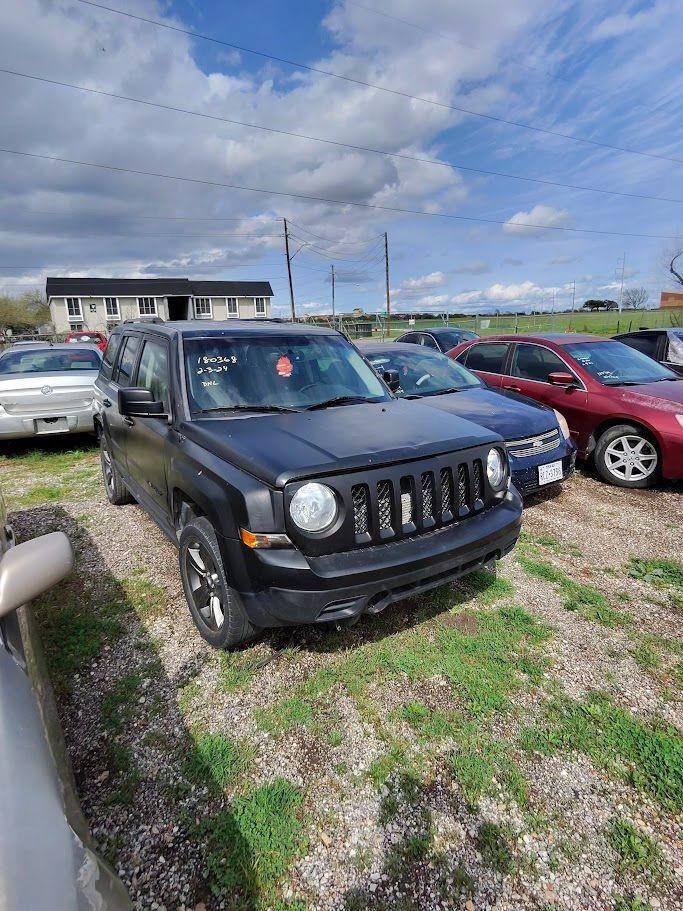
left=180, top=399, right=501, bottom=487
left=416, top=387, right=557, bottom=441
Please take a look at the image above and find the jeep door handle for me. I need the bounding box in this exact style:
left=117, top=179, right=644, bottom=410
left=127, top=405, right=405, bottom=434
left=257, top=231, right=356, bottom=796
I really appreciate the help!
left=123, top=416, right=135, bottom=427
left=503, top=384, right=521, bottom=392
left=102, top=398, right=112, bottom=408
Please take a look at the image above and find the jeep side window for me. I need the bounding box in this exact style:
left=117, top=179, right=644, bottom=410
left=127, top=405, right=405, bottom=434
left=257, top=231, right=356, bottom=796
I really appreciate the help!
left=100, top=333, right=121, bottom=379
left=136, top=339, right=170, bottom=410
left=113, top=335, right=141, bottom=386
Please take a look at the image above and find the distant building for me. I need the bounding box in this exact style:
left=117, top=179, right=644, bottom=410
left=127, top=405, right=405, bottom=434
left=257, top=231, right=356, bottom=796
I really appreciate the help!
left=659, top=291, right=683, bottom=309
left=46, top=277, right=273, bottom=333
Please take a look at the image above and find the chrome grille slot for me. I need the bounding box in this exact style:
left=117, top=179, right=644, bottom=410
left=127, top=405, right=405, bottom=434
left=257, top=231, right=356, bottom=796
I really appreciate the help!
left=351, top=484, right=370, bottom=536
left=440, top=467, right=454, bottom=518
left=377, top=480, right=393, bottom=531
left=421, top=472, right=435, bottom=521
left=506, top=429, right=561, bottom=458
left=473, top=460, right=483, bottom=503
left=400, top=476, right=414, bottom=527
left=457, top=464, right=468, bottom=510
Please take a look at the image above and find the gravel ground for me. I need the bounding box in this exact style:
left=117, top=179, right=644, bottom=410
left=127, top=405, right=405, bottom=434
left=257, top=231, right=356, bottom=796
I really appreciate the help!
left=5, top=445, right=683, bottom=911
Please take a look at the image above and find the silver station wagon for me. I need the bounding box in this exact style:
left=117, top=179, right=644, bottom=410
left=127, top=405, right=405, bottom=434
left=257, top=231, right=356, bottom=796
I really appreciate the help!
left=0, top=343, right=101, bottom=440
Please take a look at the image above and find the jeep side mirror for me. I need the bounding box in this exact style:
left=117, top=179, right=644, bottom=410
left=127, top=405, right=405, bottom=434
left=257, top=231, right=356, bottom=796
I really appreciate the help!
left=118, top=387, right=167, bottom=418
left=0, top=533, right=73, bottom=619
left=548, top=371, right=576, bottom=387
left=383, top=368, right=401, bottom=392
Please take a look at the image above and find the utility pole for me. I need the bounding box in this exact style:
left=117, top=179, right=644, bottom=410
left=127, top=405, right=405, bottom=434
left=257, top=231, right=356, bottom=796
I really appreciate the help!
left=283, top=218, right=296, bottom=321
left=331, top=264, right=335, bottom=325
left=618, top=252, right=626, bottom=312
left=384, top=232, right=391, bottom=337
left=571, top=279, right=576, bottom=312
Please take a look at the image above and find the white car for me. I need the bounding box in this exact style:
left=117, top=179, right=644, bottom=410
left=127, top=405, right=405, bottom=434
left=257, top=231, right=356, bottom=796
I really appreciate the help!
left=0, top=343, right=101, bottom=440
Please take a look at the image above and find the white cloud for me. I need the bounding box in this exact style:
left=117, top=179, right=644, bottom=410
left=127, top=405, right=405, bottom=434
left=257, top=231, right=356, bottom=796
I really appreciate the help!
left=397, top=271, right=446, bottom=291
left=503, top=205, right=571, bottom=236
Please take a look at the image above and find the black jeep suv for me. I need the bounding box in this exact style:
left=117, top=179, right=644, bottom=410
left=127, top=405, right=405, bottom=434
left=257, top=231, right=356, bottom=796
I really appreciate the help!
left=94, top=321, right=522, bottom=648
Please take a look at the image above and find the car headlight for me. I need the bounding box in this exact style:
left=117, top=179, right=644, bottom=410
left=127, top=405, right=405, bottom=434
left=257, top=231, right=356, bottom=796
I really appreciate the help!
left=289, top=482, right=338, bottom=532
left=553, top=408, right=570, bottom=440
left=675, top=414, right=683, bottom=430
left=486, top=447, right=507, bottom=490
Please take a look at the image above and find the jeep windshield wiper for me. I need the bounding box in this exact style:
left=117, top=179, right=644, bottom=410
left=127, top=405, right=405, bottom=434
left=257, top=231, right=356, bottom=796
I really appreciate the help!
left=200, top=404, right=302, bottom=414
left=421, top=386, right=463, bottom=397
left=305, top=395, right=376, bottom=410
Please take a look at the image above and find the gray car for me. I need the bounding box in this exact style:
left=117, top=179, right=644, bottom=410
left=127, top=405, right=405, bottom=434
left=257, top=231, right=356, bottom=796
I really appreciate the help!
left=0, top=343, right=101, bottom=440
left=0, top=489, right=131, bottom=909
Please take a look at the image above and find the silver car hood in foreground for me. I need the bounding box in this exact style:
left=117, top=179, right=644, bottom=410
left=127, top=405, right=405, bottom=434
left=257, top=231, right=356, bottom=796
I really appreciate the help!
left=0, top=371, right=99, bottom=415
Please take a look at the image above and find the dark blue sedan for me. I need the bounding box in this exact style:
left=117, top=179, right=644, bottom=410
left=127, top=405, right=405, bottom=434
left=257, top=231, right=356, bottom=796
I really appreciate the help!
left=359, top=341, right=577, bottom=497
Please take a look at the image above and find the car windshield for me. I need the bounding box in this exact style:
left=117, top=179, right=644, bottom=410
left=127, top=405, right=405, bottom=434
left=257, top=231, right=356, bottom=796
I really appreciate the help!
left=0, top=348, right=101, bottom=374
left=364, top=347, right=482, bottom=395
left=565, top=340, right=677, bottom=385
left=184, top=333, right=391, bottom=412
left=436, top=329, right=477, bottom=349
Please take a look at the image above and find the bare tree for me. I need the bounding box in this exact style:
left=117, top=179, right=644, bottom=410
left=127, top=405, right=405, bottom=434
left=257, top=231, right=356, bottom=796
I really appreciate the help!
left=623, top=287, right=649, bottom=310
left=670, top=252, right=683, bottom=287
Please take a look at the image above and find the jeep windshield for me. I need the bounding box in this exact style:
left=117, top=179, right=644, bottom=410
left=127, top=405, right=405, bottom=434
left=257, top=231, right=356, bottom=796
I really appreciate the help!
left=184, top=334, right=391, bottom=413
left=565, top=340, right=677, bottom=386
left=364, top=347, right=482, bottom=397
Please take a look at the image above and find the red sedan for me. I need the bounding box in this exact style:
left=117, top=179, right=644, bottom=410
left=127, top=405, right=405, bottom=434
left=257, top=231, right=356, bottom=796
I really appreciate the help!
left=447, top=333, right=683, bottom=488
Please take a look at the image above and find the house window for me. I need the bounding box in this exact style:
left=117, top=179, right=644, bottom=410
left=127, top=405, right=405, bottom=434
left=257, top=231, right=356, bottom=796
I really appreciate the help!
left=226, top=297, right=239, bottom=318
left=104, top=297, right=120, bottom=319
left=65, top=297, right=82, bottom=321
left=194, top=297, right=212, bottom=319
left=138, top=297, right=157, bottom=316
left=254, top=297, right=267, bottom=317
left=70, top=323, right=84, bottom=331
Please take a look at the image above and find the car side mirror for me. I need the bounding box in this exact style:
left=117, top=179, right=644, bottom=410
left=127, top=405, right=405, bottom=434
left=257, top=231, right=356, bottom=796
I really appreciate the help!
left=0, top=533, right=73, bottom=619
left=548, top=371, right=576, bottom=387
left=383, top=368, right=401, bottom=392
left=118, top=387, right=167, bottom=418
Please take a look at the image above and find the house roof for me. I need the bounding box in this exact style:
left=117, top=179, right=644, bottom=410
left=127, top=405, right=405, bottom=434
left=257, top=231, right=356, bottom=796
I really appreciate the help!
left=46, top=277, right=273, bottom=298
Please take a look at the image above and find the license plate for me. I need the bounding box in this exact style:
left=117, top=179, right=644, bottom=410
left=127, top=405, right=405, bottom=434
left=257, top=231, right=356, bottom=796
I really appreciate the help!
left=35, top=417, right=69, bottom=434
left=538, top=460, right=563, bottom=485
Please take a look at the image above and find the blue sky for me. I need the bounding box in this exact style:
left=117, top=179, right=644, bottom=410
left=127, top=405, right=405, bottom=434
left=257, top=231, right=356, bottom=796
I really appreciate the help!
left=1, top=0, right=683, bottom=314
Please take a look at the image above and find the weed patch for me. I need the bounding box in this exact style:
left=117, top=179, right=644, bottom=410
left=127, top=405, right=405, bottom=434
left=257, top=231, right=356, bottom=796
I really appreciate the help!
left=201, top=778, right=307, bottom=906
left=522, top=693, right=683, bottom=811
left=605, top=818, right=665, bottom=880
left=184, top=731, right=253, bottom=790
left=476, top=822, right=516, bottom=874
left=101, top=672, right=142, bottom=732
left=449, top=724, right=527, bottom=807
left=219, top=651, right=257, bottom=693
left=519, top=555, right=631, bottom=627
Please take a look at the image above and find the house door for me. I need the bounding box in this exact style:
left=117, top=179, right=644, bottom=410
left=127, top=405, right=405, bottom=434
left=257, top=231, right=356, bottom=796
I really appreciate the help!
left=167, top=296, right=190, bottom=320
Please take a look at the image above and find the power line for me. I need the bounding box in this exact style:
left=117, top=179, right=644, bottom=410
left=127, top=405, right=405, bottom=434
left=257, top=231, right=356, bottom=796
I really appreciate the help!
left=2, top=146, right=681, bottom=240
left=72, top=0, right=683, bottom=166
left=5, top=67, right=682, bottom=206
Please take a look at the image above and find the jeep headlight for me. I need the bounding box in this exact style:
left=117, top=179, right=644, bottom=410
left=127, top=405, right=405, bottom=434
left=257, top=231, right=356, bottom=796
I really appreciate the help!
left=290, top=482, right=338, bottom=532
left=486, top=447, right=507, bottom=490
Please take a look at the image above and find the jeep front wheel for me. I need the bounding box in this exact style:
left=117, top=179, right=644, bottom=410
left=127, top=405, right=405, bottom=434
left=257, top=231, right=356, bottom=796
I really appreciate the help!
left=100, top=433, right=134, bottom=505
left=178, top=516, right=257, bottom=649
left=594, top=424, right=659, bottom=488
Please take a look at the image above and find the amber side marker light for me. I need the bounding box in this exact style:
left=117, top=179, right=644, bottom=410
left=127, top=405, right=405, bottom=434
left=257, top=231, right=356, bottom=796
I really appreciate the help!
left=240, top=528, right=292, bottom=549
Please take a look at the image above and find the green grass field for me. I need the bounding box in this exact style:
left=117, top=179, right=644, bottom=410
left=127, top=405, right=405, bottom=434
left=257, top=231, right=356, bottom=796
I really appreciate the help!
left=373, top=307, right=683, bottom=340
